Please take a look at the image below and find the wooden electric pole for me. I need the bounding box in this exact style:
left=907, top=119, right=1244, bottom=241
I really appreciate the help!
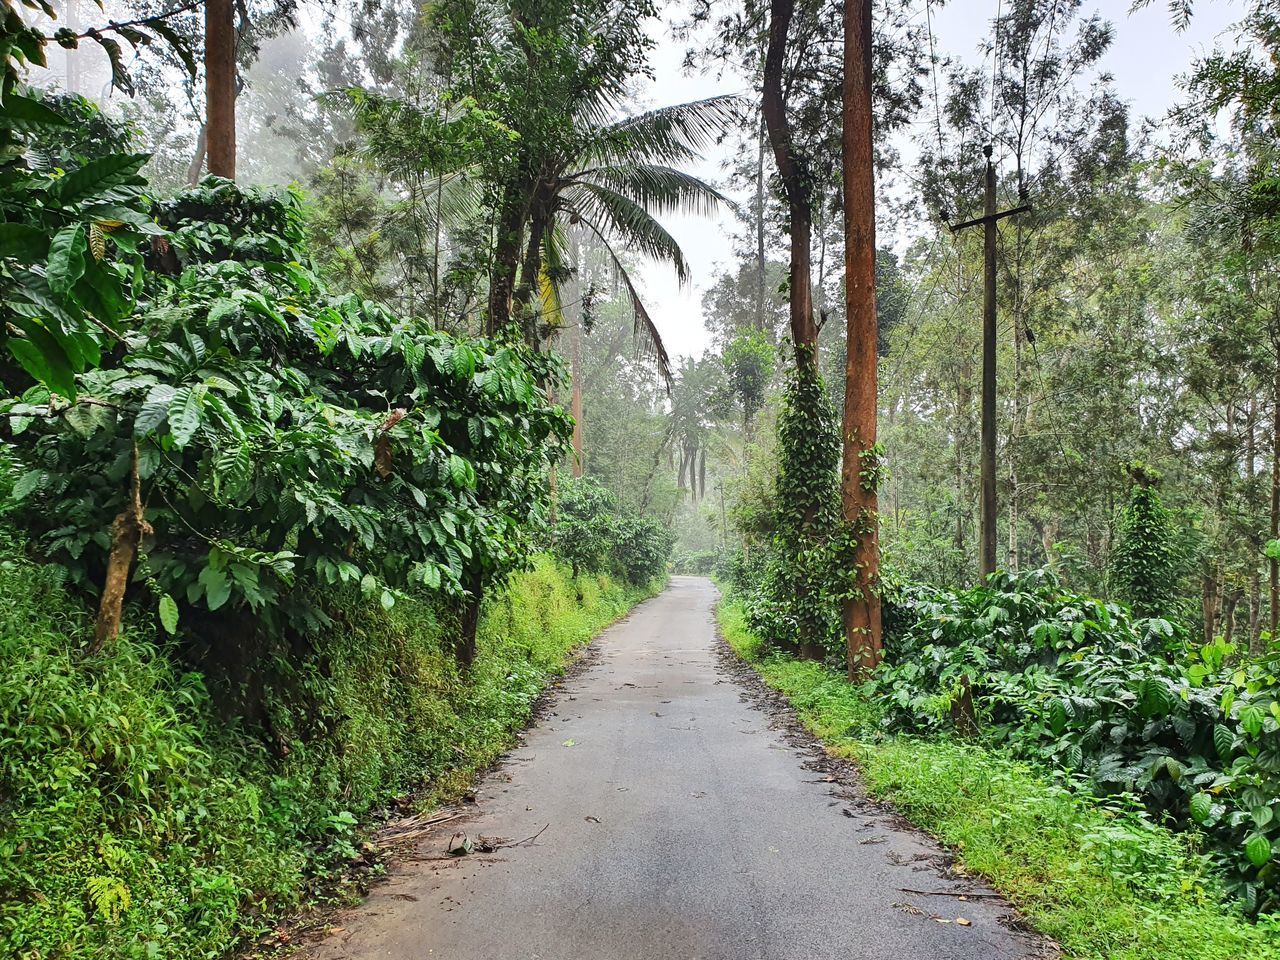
left=841, top=0, right=882, bottom=680
left=205, top=0, right=236, bottom=179
left=950, top=145, right=1030, bottom=580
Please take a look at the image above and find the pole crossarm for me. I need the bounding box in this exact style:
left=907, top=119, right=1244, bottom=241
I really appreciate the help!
left=948, top=203, right=1033, bottom=234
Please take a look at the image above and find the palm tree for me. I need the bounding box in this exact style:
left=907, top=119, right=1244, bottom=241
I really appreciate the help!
left=346, top=0, right=736, bottom=387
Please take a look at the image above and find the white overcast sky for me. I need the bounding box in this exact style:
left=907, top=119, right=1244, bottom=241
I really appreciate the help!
left=636, top=0, right=1244, bottom=361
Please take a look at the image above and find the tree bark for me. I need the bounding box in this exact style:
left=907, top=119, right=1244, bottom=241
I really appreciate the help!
left=755, top=112, right=768, bottom=331
left=92, top=444, right=152, bottom=652
left=571, top=317, right=584, bottom=477
left=841, top=0, right=882, bottom=680
left=488, top=190, right=526, bottom=335
left=186, top=123, right=207, bottom=186
left=762, top=0, right=816, bottom=370
left=204, top=0, right=236, bottom=179
left=1272, top=361, right=1279, bottom=644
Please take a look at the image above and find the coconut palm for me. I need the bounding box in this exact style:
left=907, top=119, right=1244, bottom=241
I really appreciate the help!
left=346, top=0, right=736, bottom=387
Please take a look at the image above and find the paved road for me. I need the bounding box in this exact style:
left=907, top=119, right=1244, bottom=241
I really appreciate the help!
left=304, top=577, right=1051, bottom=960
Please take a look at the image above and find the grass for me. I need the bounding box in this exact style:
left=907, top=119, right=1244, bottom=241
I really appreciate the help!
left=717, top=597, right=1280, bottom=960
left=0, top=549, right=654, bottom=960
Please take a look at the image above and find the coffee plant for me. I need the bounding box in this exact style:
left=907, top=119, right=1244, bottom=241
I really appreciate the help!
left=4, top=178, right=571, bottom=638
left=876, top=570, right=1280, bottom=914
left=553, top=476, right=672, bottom=587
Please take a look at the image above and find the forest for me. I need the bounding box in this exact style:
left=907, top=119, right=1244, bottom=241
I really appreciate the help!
left=0, top=0, right=1278, bottom=958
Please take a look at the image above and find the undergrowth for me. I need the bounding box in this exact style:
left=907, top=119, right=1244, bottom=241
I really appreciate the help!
left=0, top=548, right=652, bottom=960
left=717, top=597, right=1280, bottom=960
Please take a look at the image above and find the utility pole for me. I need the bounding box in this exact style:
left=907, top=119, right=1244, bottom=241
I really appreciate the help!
left=841, top=0, right=882, bottom=680
left=205, top=0, right=236, bottom=179
left=949, top=145, right=1030, bottom=580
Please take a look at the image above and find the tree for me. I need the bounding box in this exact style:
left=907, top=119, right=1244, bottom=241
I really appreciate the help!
left=348, top=0, right=732, bottom=387
left=1111, top=464, right=1180, bottom=622
left=841, top=0, right=881, bottom=678
left=205, top=0, right=236, bottom=178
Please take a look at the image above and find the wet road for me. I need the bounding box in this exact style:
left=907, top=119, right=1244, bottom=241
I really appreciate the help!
left=304, top=576, right=1051, bottom=960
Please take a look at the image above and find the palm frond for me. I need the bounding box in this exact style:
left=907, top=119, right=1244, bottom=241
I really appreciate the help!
left=560, top=183, right=691, bottom=283
left=568, top=163, right=732, bottom=218
left=583, top=95, right=742, bottom=167
left=575, top=220, right=673, bottom=392
left=420, top=169, right=488, bottom=226
left=539, top=222, right=573, bottom=330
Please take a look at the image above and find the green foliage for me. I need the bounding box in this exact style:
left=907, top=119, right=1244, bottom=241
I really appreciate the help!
left=5, top=178, right=571, bottom=632
left=876, top=571, right=1280, bottom=914
left=0, top=88, right=157, bottom=398
left=554, top=475, right=673, bottom=586
left=720, top=329, right=774, bottom=425
left=719, top=596, right=1280, bottom=960
left=737, top=362, right=854, bottom=658
left=0, top=543, right=646, bottom=959
left=1111, top=464, right=1182, bottom=620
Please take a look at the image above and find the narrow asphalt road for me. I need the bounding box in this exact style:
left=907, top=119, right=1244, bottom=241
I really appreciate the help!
left=304, top=577, right=1051, bottom=960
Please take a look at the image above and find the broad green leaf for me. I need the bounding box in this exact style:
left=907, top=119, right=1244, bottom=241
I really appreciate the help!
left=1244, top=834, right=1272, bottom=868
left=11, top=469, right=44, bottom=501
left=158, top=594, right=179, bottom=634
left=135, top=383, right=176, bottom=436
left=198, top=566, right=231, bottom=612
left=48, top=224, right=87, bottom=295
left=168, top=385, right=205, bottom=447
left=1213, top=723, right=1234, bottom=761
left=0, top=94, right=72, bottom=131
left=1189, top=793, right=1213, bottom=825
left=52, top=152, right=149, bottom=206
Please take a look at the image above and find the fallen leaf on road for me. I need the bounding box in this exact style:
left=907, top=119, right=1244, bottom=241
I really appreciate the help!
left=446, top=833, right=473, bottom=856
left=562, top=739, right=576, bottom=747
left=956, top=918, right=972, bottom=926
left=932, top=917, right=951, bottom=924
left=585, top=816, right=602, bottom=823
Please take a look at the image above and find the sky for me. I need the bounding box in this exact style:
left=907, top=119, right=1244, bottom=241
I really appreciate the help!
left=635, top=0, right=1245, bottom=362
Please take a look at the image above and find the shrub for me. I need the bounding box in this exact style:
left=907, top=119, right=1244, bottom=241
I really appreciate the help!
left=875, top=570, right=1280, bottom=914
left=4, top=178, right=571, bottom=642
left=553, top=476, right=672, bottom=586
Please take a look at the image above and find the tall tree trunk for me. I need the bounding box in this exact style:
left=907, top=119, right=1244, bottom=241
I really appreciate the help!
left=571, top=318, right=584, bottom=477
left=457, top=580, right=483, bottom=669
left=1272, top=360, right=1279, bottom=644
left=1204, top=562, right=1220, bottom=644
left=755, top=112, right=768, bottom=331
left=204, top=0, right=236, bottom=179
left=186, top=124, right=208, bottom=186
left=762, top=0, right=816, bottom=370
left=841, top=0, right=882, bottom=679
left=1247, top=395, right=1263, bottom=652
left=1222, top=588, right=1242, bottom=647
left=514, top=192, right=551, bottom=348
left=488, top=190, right=525, bottom=335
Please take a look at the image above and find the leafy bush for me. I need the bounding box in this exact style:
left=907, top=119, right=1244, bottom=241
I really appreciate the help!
left=4, top=178, right=570, bottom=637
left=553, top=476, right=672, bottom=586
left=0, top=542, right=645, bottom=959
left=672, top=548, right=719, bottom=575
left=720, top=596, right=1280, bottom=960
left=0, top=88, right=157, bottom=397
left=876, top=569, right=1280, bottom=913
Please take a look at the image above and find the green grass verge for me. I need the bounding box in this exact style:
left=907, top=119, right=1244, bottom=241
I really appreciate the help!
left=1, top=550, right=654, bottom=960
left=717, top=597, right=1280, bottom=960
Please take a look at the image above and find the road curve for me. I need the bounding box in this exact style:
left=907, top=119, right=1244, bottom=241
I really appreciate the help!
left=303, top=576, right=1051, bottom=960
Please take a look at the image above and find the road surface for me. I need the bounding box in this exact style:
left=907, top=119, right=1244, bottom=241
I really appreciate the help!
left=304, top=576, right=1051, bottom=960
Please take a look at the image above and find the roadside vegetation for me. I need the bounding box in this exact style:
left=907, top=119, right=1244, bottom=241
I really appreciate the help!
left=719, top=597, right=1280, bottom=960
